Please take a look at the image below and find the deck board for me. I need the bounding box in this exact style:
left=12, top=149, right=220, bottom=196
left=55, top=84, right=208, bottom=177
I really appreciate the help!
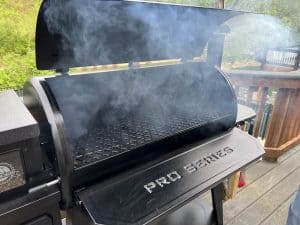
left=260, top=193, right=296, bottom=225
left=226, top=168, right=300, bottom=225
left=201, top=144, right=300, bottom=205
left=239, top=144, right=299, bottom=192
left=223, top=144, right=300, bottom=225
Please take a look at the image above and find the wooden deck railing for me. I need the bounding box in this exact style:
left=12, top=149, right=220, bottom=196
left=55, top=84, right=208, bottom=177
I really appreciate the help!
left=227, top=70, right=300, bottom=160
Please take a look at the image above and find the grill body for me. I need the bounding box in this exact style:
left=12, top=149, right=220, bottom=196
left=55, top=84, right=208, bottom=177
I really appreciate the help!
left=24, top=62, right=237, bottom=202
left=24, top=0, right=251, bottom=210
left=0, top=1, right=266, bottom=224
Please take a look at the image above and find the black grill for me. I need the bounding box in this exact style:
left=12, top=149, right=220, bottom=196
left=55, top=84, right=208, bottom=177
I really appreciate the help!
left=0, top=2, right=266, bottom=224
left=19, top=0, right=248, bottom=210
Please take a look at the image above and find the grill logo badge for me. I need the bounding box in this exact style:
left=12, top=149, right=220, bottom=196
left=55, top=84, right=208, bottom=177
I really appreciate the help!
left=0, top=163, right=16, bottom=184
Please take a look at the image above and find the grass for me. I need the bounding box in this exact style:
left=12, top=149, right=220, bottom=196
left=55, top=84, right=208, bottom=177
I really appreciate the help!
left=0, top=0, right=50, bottom=90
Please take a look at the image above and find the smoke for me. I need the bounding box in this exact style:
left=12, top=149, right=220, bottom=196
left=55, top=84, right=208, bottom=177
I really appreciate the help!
left=42, top=0, right=235, bottom=66
left=40, top=0, right=294, bottom=157
left=46, top=63, right=236, bottom=156
left=223, top=13, right=295, bottom=68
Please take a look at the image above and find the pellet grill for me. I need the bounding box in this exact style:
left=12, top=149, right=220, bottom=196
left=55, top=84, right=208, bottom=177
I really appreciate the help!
left=0, top=1, right=264, bottom=225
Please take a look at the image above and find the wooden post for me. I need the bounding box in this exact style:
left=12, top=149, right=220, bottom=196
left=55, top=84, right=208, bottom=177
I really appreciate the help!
left=283, top=89, right=298, bottom=142
left=218, top=0, right=225, bottom=9
left=253, top=87, right=268, bottom=137
left=294, top=51, right=300, bottom=70
left=227, top=70, right=300, bottom=160
left=246, top=86, right=256, bottom=107
left=264, top=88, right=291, bottom=148
left=228, top=171, right=240, bottom=199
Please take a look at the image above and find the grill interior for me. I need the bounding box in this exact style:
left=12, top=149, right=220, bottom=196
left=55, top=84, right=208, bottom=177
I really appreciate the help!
left=73, top=112, right=230, bottom=168
left=45, top=63, right=237, bottom=170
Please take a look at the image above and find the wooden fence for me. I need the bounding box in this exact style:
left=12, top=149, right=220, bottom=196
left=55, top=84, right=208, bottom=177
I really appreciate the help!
left=227, top=70, right=300, bottom=160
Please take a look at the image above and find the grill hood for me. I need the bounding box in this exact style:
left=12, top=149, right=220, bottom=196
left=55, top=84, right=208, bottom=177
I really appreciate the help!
left=35, top=0, right=243, bottom=70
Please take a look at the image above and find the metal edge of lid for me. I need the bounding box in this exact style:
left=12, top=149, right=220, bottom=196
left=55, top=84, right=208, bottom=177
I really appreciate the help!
left=23, top=77, right=73, bottom=209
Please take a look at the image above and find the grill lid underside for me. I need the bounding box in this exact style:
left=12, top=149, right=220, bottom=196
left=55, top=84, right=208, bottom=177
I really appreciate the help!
left=36, top=0, right=243, bottom=70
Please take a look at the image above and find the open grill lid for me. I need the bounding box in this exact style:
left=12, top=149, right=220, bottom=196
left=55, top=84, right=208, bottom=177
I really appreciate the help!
left=35, top=0, right=243, bottom=70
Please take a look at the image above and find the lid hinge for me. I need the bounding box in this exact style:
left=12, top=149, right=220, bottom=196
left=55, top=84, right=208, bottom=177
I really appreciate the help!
left=56, top=68, right=70, bottom=76
left=128, top=61, right=140, bottom=70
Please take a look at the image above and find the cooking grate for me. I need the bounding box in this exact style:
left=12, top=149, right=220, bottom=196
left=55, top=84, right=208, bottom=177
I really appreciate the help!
left=73, top=112, right=228, bottom=168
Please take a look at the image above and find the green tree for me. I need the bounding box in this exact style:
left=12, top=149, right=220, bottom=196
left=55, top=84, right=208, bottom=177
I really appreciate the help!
left=225, top=0, right=300, bottom=36
left=269, top=0, right=300, bottom=36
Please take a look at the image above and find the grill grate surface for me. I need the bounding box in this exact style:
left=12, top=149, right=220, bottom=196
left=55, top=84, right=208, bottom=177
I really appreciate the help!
left=73, top=112, right=226, bottom=168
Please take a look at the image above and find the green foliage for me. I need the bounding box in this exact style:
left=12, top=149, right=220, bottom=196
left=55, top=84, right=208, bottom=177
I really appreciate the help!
left=222, top=0, right=300, bottom=69
left=0, top=0, right=49, bottom=90
left=225, top=0, right=300, bottom=35
left=269, top=0, right=300, bottom=35
left=0, top=0, right=299, bottom=90
left=0, top=0, right=218, bottom=90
